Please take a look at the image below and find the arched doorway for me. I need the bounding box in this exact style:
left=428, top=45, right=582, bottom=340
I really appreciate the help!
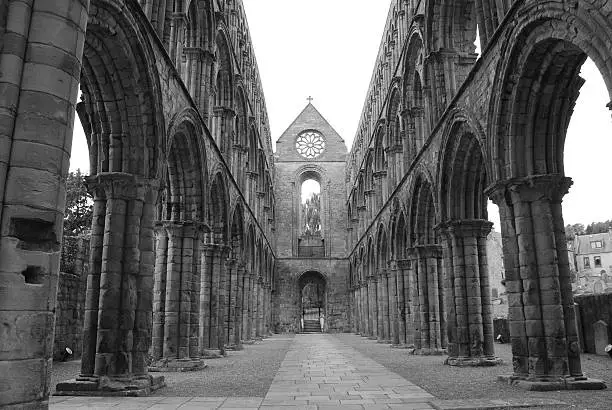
left=298, top=271, right=327, bottom=332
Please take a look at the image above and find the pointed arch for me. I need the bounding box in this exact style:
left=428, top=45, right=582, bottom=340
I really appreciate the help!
left=209, top=171, right=229, bottom=242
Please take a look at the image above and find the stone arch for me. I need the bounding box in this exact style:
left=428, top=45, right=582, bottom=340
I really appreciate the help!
left=392, top=210, right=408, bottom=260
left=408, top=171, right=438, bottom=246
left=72, top=0, right=166, bottom=387
left=159, top=109, right=208, bottom=222
left=229, top=200, right=245, bottom=257
left=426, top=0, right=477, bottom=54
left=490, top=5, right=612, bottom=181
left=402, top=30, right=427, bottom=162
left=438, top=114, right=488, bottom=222
left=209, top=171, right=229, bottom=242
left=79, top=1, right=164, bottom=177
left=483, top=4, right=612, bottom=385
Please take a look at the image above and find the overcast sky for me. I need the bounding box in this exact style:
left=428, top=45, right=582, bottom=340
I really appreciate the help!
left=70, top=0, right=612, bottom=229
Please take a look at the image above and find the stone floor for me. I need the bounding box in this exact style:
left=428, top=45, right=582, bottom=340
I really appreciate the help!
left=49, top=334, right=585, bottom=409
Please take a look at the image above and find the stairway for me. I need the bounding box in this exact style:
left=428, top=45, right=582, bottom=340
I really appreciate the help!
left=302, top=319, right=322, bottom=333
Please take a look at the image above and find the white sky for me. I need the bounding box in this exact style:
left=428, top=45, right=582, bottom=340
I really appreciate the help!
left=69, top=1, right=612, bottom=228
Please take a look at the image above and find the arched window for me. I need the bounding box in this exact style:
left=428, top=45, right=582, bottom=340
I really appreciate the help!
left=301, top=179, right=321, bottom=236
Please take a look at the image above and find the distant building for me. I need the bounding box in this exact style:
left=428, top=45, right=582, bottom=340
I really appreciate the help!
left=486, top=231, right=507, bottom=318
left=572, top=231, right=612, bottom=294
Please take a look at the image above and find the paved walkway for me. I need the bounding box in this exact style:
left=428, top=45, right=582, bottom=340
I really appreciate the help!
left=50, top=334, right=434, bottom=409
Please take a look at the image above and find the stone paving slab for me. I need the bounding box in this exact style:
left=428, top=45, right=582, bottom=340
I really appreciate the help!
left=50, top=334, right=570, bottom=409
left=260, top=334, right=436, bottom=409
left=429, top=398, right=569, bottom=409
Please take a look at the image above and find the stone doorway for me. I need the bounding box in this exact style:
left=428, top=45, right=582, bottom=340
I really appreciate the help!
left=298, top=271, right=327, bottom=332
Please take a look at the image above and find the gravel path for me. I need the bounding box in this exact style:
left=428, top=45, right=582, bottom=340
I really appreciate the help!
left=334, top=333, right=612, bottom=410
left=50, top=334, right=294, bottom=398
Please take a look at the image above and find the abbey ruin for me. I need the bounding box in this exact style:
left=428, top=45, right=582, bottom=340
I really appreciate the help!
left=1, top=0, right=611, bottom=408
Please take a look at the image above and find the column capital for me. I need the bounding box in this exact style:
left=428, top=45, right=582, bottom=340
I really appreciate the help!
left=373, top=170, right=387, bottom=179
left=437, top=219, right=493, bottom=239
left=486, top=174, right=573, bottom=205
left=396, top=259, right=411, bottom=270
left=387, top=260, right=398, bottom=270
left=85, top=172, right=160, bottom=202
left=415, top=244, right=442, bottom=259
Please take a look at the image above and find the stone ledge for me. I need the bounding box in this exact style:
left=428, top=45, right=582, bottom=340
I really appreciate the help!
left=430, top=398, right=569, bottom=409
left=445, top=356, right=503, bottom=367
left=148, top=358, right=207, bottom=372
left=55, top=375, right=165, bottom=397
left=498, top=375, right=607, bottom=391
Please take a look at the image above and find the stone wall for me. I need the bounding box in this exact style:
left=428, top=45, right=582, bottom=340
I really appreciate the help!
left=274, top=259, right=349, bottom=333
left=54, top=236, right=89, bottom=360
left=574, top=293, right=612, bottom=354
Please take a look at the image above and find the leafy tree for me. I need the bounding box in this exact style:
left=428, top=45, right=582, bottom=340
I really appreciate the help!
left=585, top=220, right=612, bottom=235
left=63, top=169, right=93, bottom=237
left=565, top=223, right=585, bottom=241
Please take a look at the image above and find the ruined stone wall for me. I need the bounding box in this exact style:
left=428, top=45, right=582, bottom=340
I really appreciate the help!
left=54, top=237, right=89, bottom=361
left=274, top=259, right=349, bottom=333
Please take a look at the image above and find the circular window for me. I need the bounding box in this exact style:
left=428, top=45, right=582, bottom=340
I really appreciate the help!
left=296, top=131, right=326, bottom=159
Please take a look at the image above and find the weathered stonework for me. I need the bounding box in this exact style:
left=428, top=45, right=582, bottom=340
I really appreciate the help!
left=1, top=0, right=612, bottom=407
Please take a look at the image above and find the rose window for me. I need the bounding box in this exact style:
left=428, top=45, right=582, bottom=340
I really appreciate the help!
left=296, top=131, right=326, bottom=159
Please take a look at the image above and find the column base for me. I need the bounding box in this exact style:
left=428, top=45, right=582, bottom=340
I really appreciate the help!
left=377, top=339, right=392, bottom=344
left=201, top=349, right=226, bottom=359
left=445, top=356, right=503, bottom=367
left=367, top=336, right=378, bottom=340
left=411, top=347, right=446, bottom=356
left=391, top=343, right=414, bottom=349
left=498, top=375, right=607, bottom=391
left=148, top=358, right=207, bottom=372
left=55, top=375, right=165, bottom=397
left=226, top=343, right=244, bottom=351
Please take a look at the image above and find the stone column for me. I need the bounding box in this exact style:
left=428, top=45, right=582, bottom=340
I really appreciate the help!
left=396, top=259, right=411, bottom=346
left=199, top=245, right=214, bottom=352
left=0, top=0, right=87, bottom=406
left=388, top=263, right=399, bottom=345
left=149, top=222, right=204, bottom=371
left=255, top=277, right=263, bottom=338
left=225, top=258, right=238, bottom=349
left=246, top=272, right=255, bottom=341
left=487, top=175, right=605, bottom=390
left=438, top=220, right=501, bottom=367
left=368, top=275, right=378, bottom=339
left=377, top=272, right=385, bottom=342
left=57, top=174, right=165, bottom=396
left=360, top=280, right=369, bottom=336
left=233, top=264, right=245, bottom=349
left=410, top=245, right=446, bottom=355
left=212, top=246, right=229, bottom=354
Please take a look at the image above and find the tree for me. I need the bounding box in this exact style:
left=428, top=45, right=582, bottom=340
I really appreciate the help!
left=565, top=223, right=585, bottom=241
left=63, top=169, right=93, bottom=237
left=585, top=220, right=612, bottom=235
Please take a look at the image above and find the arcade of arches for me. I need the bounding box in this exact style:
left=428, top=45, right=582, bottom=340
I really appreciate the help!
left=1, top=0, right=612, bottom=407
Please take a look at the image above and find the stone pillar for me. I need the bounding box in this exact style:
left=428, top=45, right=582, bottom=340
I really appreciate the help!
left=211, top=246, right=229, bottom=354
left=0, top=0, right=88, bottom=406
left=360, top=280, right=369, bottom=336
left=438, top=220, right=501, bottom=367
left=410, top=245, right=446, bottom=355
left=255, top=277, right=263, bottom=338
left=368, top=275, right=378, bottom=339
left=56, top=174, right=164, bottom=396
left=233, top=264, right=245, bottom=348
left=225, top=258, right=238, bottom=349
left=487, top=175, right=605, bottom=390
left=388, top=264, right=399, bottom=345
left=246, top=273, right=255, bottom=341
left=199, top=245, right=214, bottom=352
left=149, top=222, right=204, bottom=371
left=377, top=272, right=385, bottom=342
left=397, top=259, right=411, bottom=346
